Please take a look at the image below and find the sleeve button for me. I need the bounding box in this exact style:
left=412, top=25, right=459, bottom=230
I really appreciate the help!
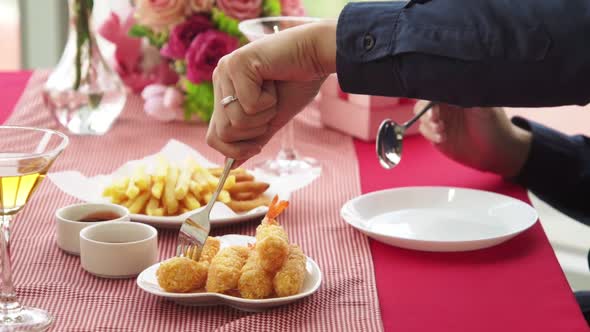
left=363, top=34, right=376, bottom=51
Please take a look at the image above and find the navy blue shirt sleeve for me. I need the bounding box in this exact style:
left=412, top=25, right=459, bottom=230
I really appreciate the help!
left=512, top=117, right=590, bottom=225
left=336, top=0, right=590, bottom=108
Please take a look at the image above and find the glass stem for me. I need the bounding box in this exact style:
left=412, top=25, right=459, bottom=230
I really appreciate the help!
left=0, top=214, right=20, bottom=314
left=278, top=120, right=298, bottom=160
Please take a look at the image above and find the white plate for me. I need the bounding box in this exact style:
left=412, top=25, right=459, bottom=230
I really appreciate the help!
left=130, top=204, right=268, bottom=230
left=49, top=140, right=321, bottom=230
left=137, top=235, right=322, bottom=311
left=341, top=187, right=538, bottom=252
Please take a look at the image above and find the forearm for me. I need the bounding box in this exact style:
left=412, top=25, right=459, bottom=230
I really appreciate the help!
left=512, top=118, right=590, bottom=221
left=336, top=0, right=590, bottom=107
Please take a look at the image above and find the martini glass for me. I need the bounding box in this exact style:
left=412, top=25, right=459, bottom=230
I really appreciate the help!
left=0, top=126, right=69, bottom=331
left=238, top=17, right=322, bottom=176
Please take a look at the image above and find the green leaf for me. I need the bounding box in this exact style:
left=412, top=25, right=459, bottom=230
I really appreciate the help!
left=173, top=60, right=187, bottom=75
left=184, top=82, right=215, bottom=122
left=263, top=0, right=282, bottom=17
left=129, top=24, right=150, bottom=38
left=129, top=25, right=168, bottom=49
left=211, top=8, right=243, bottom=39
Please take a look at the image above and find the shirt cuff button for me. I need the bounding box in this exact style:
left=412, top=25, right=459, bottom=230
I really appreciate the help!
left=363, top=34, right=376, bottom=51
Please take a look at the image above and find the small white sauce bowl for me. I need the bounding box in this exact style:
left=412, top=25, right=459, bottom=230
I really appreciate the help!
left=55, top=203, right=130, bottom=255
left=79, top=222, right=158, bottom=279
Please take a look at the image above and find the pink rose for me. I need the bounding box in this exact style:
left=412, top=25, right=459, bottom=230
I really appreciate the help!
left=142, top=84, right=184, bottom=122
left=160, top=15, right=212, bottom=60
left=185, top=30, right=238, bottom=84
left=280, top=0, right=306, bottom=16
left=100, top=12, right=178, bottom=93
left=188, top=0, right=214, bottom=12
left=99, top=12, right=142, bottom=74
left=216, top=0, right=262, bottom=21
left=135, top=0, right=187, bottom=30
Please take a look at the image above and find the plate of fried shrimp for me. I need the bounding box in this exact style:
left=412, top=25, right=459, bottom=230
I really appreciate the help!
left=136, top=197, right=322, bottom=311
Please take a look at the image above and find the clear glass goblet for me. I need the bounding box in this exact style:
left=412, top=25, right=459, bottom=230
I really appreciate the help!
left=0, top=126, right=69, bottom=331
left=238, top=16, right=322, bottom=176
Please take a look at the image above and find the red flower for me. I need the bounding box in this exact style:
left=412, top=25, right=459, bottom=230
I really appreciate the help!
left=160, top=15, right=213, bottom=60
left=185, top=30, right=239, bottom=84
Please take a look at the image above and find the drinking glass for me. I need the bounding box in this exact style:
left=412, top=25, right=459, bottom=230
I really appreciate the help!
left=0, top=126, right=69, bottom=331
left=238, top=17, right=322, bottom=176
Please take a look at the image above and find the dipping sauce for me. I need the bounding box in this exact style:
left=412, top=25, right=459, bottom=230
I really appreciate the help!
left=78, top=211, right=122, bottom=222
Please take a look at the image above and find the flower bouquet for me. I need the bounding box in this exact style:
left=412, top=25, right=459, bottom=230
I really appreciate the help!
left=99, top=0, right=305, bottom=123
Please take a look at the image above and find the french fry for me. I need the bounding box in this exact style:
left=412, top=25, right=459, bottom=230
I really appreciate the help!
left=163, top=166, right=179, bottom=215
left=135, top=167, right=151, bottom=191
left=182, top=192, right=201, bottom=211
left=151, top=176, right=165, bottom=199
left=231, top=191, right=259, bottom=201
left=207, top=168, right=222, bottom=177
left=103, top=181, right=128, bottom=203
left=208, top=167, right=246, bottom=177
left=222, top=175, right=236, bottom=190
left=203, top=190, right=231, bottom=204
left=148, top=207, right=165, bottom=217
left=125, top=183, right=140, bottom=199
left=154, top=156, right=168, bottom=180
left=205, top=173, right=220, bottom=191
left=189, top=180, right=202, bottom=198
left=192, top=168, right=210, bottom=190
left=146, top=197, right=164, bottom=216
left=235, top=173, right=255, bottom=182
left=227, top=195, right=271, bottom=213
left=109, top=192, right=128, bottom=204
left=228, top=181, right=270, bottom=195
left=218, top=190, right=231, bottom=204
left=128, top=191, right=151, bottom=214
left=175, top=161, right=193, bottom=200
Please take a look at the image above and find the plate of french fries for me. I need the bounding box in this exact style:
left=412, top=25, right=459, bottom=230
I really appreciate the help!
left=49, top=140, right=320, bottom=229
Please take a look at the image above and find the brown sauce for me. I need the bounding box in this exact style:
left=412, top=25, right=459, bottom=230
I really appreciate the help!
left=78, top=211, right=121, bottom=222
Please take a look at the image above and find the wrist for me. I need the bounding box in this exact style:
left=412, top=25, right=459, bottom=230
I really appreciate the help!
left=498, top=125, right=533, bottom=178
left=310, top=20, right=337, bottom=77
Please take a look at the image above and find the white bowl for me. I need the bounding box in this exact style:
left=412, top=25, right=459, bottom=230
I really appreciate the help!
left=55, top=203, right=130, bottom=255
left=341, top=187, right=538, bottom=252
left=137, top=235, right=322, bottom=312
left=80, top=222, right=158, bottom=278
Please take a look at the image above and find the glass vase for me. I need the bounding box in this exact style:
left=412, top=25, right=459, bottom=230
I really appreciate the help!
left=43, top=0, right=126, bottom=136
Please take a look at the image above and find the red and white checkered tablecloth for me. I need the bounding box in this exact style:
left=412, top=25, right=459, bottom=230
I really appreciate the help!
left=5, top=71, right=382, bottom=331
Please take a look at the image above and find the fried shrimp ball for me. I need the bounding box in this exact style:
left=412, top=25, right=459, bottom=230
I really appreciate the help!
left=205, top=246, right=250, bottom=293
left=255, top=196, right=290, bottom=272
left=273, top=245, right=306, bottom=297
left=238, top=248, right=274, bottom=299
left=156, top=257, right=208, bottom=293
left=199, top=236, right=221, bottom=264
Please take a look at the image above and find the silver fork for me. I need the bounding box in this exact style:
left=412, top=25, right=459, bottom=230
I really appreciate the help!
left=176, top=158, right=235, bottom=260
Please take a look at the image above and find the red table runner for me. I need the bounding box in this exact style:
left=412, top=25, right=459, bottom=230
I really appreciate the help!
left=1, top=70, right=588, bottom=331
left=0, top=70, right=31, bottom=123
left=355, top=138, right=588, bottom=331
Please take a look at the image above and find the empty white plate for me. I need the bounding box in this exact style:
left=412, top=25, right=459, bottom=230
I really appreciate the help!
left=137, top=235, right=322, bottom=312
left=341, top=187, right=538, bottom=252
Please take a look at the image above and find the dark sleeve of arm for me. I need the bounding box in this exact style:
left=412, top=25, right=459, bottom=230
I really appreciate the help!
left=511, top=117, right=590, bottom=225
left=336, top=0, right=590, bottom=108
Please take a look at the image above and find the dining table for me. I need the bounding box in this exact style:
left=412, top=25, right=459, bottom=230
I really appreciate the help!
left=0, top=70, right=588, bottom=331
